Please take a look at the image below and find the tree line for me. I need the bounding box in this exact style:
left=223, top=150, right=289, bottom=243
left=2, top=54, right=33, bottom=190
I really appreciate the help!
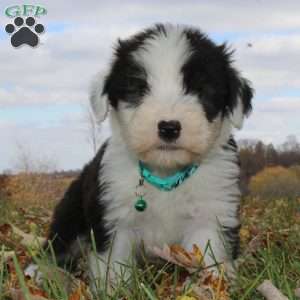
left=239, top=135, right=300, bottom=194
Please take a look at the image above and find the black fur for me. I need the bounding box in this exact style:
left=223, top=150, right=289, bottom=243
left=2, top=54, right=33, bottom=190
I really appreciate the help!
left=102, top=28, right=157, bottom=108
left=221, top=136, right=241, bottom=259
left=44, top=141, right=110, bottom=266
left=223, top=136, right=238, bottom=152
left=102, top=24, right=253, bottom=123
left=222, top=224, right=241, bottom=260
left=182, top=28, right=253, bottom=122
left=103, top=24, right=172, bottom=109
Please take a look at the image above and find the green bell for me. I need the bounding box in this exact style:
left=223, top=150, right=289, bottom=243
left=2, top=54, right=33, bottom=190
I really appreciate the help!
left=134, top=196, right=147, bottom=212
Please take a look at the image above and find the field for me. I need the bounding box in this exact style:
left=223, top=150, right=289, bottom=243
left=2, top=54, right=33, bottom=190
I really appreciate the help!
left=0, top=173, right=300, bottom=300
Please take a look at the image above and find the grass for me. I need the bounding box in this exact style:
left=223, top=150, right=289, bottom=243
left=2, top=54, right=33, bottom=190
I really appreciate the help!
left=1, top=196, right=300, bottom=299
left=232, top=229, right=300, bottom=299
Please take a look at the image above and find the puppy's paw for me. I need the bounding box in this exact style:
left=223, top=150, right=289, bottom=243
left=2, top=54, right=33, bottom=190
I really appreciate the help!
left=24, top=263, right=43, bottom=284
left=223, top=260, right=237, bottom=281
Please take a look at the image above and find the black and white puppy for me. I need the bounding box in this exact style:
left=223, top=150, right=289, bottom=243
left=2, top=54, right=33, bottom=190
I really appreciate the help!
left=26, top=24, right=253, bottom=283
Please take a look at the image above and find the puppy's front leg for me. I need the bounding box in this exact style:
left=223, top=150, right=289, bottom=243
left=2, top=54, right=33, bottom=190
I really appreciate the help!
left=88, top=229, right=135, bottom=293
left=181, top=225, right=228, bottom=270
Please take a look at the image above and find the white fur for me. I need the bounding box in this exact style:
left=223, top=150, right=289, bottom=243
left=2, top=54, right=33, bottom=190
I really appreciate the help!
left=230, top=97, right=245, bottom=129
left=89, top=119, right=239, bottom=281
left=90, top=71, right=109, bottom=122
left=133, top=25, right=191, bottom=103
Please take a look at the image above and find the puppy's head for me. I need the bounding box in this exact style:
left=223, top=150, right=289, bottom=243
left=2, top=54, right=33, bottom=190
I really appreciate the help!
left=91, top=24, right=253, bottom=169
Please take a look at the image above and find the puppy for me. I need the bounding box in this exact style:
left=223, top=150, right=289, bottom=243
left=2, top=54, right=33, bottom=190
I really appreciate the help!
left=26, top=23, right=253, bottom=286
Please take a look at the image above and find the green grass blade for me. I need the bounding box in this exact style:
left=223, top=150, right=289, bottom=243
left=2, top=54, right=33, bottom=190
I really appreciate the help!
left=140, top=282, right=158, bottom=300
left=12, top=254, right=31, bottom=300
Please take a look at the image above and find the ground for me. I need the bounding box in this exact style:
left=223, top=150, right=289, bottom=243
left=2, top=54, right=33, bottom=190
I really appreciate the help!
left=1, top=196, right=300, bottom=300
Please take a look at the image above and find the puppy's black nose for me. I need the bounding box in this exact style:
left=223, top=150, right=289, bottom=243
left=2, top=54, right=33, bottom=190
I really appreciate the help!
left=158, top=120, right=181, bottom=142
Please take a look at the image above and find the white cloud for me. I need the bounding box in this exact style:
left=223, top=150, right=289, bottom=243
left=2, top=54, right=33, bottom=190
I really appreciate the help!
left=238, top=96, right=300, bottom=144
left=0, top=116, right=111, bottom=172
left=2, top=0, right=297, bottom=31
left=257, top=97, right=300, bottom=113
left=1, top=1, right=300, bottom=107
left=234, top=34, right=300, bottom=90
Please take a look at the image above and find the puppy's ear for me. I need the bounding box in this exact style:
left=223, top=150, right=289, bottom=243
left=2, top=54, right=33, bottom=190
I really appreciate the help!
left=89, top=73, right=109, bottom=123
left=228, top=69, right=254, bottom=129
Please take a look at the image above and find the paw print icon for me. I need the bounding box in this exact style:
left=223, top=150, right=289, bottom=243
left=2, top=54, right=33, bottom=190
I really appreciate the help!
left=5, top=16, right=45, bottom=47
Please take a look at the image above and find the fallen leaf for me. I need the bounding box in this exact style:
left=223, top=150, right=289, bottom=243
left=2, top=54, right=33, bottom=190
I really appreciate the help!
left=152, top=244, right=204, bottom=272
left=257, top=280, right=289, bottom=300
left=10, top=288, right=50, bottom=300
left=68, top=285, right=82, bottom=300
left=0, top=223, right=12, bottom=235
left=176, top=296, right=197, bottom=300
left=0, top=250, right=15, bottom=262
left=10, top=224, right=46, bottom=248
left=152, top=244, right=230, bottom=300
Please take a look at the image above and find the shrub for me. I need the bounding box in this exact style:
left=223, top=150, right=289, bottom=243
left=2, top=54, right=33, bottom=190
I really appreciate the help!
left=290, top=165, right=300, bottom=179
left=1, top=173, right=73, bottom=207
left=249, top=166, right=300, bottom=199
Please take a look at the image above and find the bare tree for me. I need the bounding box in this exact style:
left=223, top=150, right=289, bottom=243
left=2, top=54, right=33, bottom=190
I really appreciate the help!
left=14, top=142, right=35, bottom=173
left=238, top=138, right=259, bottom=150
left=13, top=142, right=58, bottom=173
left=281, top=135, right=299, bottom=151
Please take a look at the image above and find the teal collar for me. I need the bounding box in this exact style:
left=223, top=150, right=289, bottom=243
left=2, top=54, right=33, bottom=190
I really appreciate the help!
left=139, top=161, right=199, bottom=191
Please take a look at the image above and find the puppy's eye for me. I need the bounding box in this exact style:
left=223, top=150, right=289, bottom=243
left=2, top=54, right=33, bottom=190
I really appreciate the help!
left=122, top=103, right=137, bottom=109
left=127, top=77, right=147, bottom=88
left=123, top=77, right=149, bottom=97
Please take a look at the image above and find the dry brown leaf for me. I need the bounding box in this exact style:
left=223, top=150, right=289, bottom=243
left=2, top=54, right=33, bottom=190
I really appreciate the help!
left=194, top=269, right=229, bottom=300
left=68, top=282, right=93, bottom=300
left=1, top=250, right=15, bottom=261
left=10, top=288, right=50, bottom=300
left=0, top=223, right=12, bottom=235
left=10, top=224, right=46, bottom=248
left=295, top=288, right=300, bottom=298
left=28, top=286, right=48, bottom=298
left=153, top=244, right=230, bottom=300
left=176, top=296, right=198, bottom=300
left=68, top=286, right=82, bottom=300
left=152, top=244, right=204, bottom=272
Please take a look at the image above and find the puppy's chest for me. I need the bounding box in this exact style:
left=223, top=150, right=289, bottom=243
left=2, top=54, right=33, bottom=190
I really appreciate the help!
left=101, top=168, right=235, bottom=247
left=104, top=171, right=195, bottom=244
left=99, top=143, right=240, bottom=246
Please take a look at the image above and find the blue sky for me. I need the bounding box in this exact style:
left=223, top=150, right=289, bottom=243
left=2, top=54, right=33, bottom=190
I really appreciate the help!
left=0, top=0, right=300, bottom=172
